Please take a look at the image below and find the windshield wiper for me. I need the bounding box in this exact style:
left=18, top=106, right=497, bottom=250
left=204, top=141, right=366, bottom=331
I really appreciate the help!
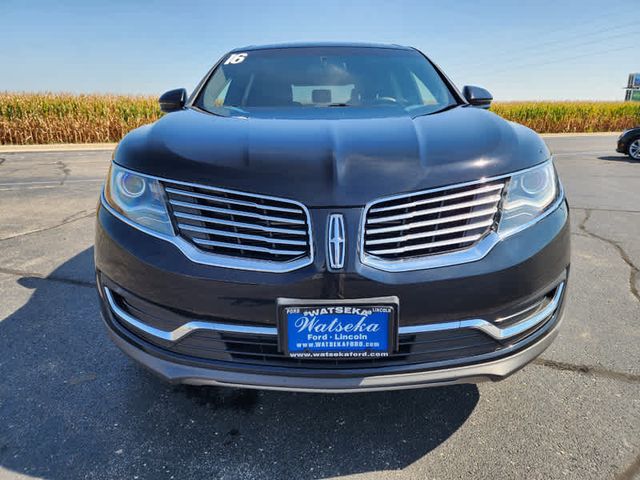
left=327, top=103, right=352, bottom=107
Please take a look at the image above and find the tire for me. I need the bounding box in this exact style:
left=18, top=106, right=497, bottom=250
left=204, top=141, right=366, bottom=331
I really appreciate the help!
left=628, top=138, right=640, bottom=160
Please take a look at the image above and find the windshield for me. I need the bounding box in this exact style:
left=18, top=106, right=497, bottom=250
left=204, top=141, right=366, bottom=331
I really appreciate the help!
left=195, top=47, right=458, bottom=117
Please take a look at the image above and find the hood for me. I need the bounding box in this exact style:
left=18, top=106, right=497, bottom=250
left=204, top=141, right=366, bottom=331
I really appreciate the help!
left=114, top=106, right=550, bottom=207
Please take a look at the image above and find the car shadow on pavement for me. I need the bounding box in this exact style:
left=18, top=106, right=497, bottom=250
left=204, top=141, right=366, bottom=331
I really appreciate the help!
left=597, top=155, right=639, bottom=163
left=0, top=248, right=479, bottom=479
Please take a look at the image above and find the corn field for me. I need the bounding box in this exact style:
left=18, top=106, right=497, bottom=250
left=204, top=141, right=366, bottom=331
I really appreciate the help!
left=0, top=93, right=160, bottom=144
left=1, top=93, right=639, bottom=144
left=491, top=101, right=640, bottom=134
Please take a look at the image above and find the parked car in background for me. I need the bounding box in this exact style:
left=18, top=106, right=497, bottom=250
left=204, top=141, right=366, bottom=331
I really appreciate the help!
left=95, top=43, right=570, bottom=392
left=617, top=127, right=640, bottom=160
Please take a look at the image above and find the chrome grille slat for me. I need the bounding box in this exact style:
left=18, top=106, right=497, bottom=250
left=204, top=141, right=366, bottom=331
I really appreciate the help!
left=366, top=208, right=498, bottom=235
left=367, top=194, right=502, bottom=225
left=163, top=181, right=312, bottom=264
left=165, top=187, right=302, bottom=214
left=178, top=223, right=308, bottom=246
left=363, top=180, right=506, bottom=262
left=173, top=212, right=307, bottom=236
left=365, top=219, right=494, bottom=246
left=169, top=199, right=306, bottom=225
left=369, top=183, right=504, bottom=214
left=368, top=234, right=483, bottom=255
left=192, top=238, right=306, bottom=256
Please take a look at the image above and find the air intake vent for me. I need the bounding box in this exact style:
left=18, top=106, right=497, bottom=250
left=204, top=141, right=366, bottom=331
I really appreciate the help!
left=163, top=181, right=312, bottom=264
left=363, top=180, right=506, bottom=260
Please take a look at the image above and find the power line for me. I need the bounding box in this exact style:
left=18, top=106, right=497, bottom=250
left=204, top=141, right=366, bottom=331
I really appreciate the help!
left=449, top=24, right=639, bottom=71
left=443, top=2, right=633, bottom=60
left=493, top=19, right=637, bottom=58
left=470, top=44, right=636, bottom=80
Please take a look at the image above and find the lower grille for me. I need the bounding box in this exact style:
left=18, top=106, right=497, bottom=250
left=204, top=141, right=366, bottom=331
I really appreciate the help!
left=170, top=329, right=498, bottom=368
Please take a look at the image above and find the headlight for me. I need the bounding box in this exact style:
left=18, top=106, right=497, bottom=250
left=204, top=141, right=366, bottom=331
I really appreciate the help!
left=103, top=164, right=174, bottom=236
left=498, top=160, right=560, bottom=237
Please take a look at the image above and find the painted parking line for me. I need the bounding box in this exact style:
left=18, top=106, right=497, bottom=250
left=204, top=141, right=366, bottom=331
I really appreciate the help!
left=0, top=179, right=105, bottom=191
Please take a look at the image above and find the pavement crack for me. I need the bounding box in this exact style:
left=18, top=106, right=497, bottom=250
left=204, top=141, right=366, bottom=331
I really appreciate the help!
left=61, top=208, right=95, bottom=223
left=578, top=208, right=640, bottom=304
left=534, top=358, right=640, bottom=383
left=56, top=160, right=71, bottom=185
left=0, top=266, right=96, bottom=288
left=615, top=450, right=640, bottom=480
left=0, top=157, right=5, bottom=166
left=0, top=209, right=95, bottom=242
left=577, top=208, right=592, bottom=232
left=572, top=206, right=640, bottom=214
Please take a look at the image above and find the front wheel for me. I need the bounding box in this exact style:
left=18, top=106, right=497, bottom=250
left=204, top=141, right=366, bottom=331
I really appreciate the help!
left=628, top=138, right=640, bottom=160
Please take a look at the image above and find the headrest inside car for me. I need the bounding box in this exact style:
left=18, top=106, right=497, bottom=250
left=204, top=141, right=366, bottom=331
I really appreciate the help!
left=312, top=89, right=332, bottom=104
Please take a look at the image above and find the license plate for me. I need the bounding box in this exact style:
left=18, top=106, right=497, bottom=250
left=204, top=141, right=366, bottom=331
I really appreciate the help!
left=277, top=298, right=398, bottom=359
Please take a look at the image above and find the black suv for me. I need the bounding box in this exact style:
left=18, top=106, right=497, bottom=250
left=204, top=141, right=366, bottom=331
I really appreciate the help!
left=617, top=127, right=640, bottom=160
left=96, top=43, right=570, bottom=392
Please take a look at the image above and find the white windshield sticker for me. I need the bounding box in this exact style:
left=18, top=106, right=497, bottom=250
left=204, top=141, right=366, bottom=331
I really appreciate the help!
left=224, top=53, right=248, bottom=65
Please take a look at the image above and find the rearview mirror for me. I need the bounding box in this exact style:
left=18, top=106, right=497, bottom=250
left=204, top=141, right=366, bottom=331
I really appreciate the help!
left=462, top=86, right=492, bottom=109
left=159, top=88, right=187, bottom=113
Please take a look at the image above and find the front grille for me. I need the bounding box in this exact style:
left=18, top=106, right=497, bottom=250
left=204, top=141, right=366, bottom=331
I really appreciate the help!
left=162, top=181, right=312, bottom=263
left=363, top=180, right=506, bottom=260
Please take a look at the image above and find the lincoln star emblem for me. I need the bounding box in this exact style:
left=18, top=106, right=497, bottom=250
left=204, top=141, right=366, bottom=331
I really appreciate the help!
left=327, top=214, right=346, bottom=270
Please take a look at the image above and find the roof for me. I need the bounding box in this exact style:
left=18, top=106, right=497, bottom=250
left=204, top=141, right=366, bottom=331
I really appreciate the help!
left=230, top=42, right=413, bottom=52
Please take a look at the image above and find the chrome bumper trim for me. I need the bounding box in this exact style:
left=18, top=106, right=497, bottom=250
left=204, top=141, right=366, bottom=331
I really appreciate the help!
left=400, top=282, right=563, bottom=338
left=104, top=282, right=564, bottom=344
left=104, top=288, right=277, bottom=341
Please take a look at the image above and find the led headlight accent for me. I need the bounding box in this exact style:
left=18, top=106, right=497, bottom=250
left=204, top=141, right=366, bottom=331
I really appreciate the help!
left=498, top=161, right=559, bottom=237
left=104, top=164, right=174, bottom=236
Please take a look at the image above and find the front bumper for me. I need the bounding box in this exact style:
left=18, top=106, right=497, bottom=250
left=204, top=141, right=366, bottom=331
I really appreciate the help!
left=104, top=313, right=563, bottom=392
left=96, top=198, right=570, bottom=392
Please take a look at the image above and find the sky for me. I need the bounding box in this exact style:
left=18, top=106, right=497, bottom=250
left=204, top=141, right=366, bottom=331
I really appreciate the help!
left=0, top=0, right=638, bottom=101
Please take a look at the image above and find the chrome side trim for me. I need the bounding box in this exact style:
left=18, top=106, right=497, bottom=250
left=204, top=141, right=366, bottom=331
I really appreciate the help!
left=101, top=192, right=314, bottom=273
left=104, top=283, right=563, bottom=344
left=104, top=288, right=277, bottom=341
left=400, top=283, right=564, bottom=338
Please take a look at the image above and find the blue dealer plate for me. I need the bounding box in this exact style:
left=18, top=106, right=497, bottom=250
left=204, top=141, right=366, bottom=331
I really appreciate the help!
left=280, top=304, right=396, bottom=358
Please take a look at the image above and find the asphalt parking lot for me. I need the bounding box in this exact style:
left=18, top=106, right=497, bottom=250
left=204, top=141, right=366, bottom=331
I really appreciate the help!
left=0, top=134, right=638, bottom=480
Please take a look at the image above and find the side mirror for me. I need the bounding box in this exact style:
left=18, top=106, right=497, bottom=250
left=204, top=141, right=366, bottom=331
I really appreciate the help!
left=159, top=88, right=187, bottom=113
left=462, top=85, right=492, bottom=109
